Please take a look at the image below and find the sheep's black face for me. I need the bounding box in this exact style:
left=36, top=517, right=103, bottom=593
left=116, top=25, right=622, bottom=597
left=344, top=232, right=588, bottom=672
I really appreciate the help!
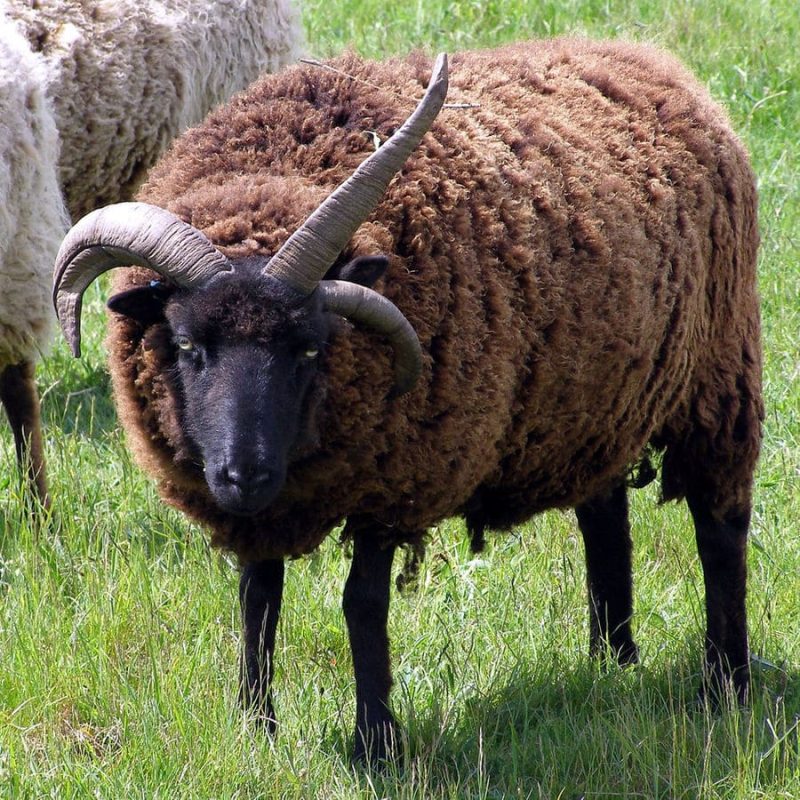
left=108, top=253, right=390, bottom=516
left=109, top=260, right=331, bottom=515
left=166, top=270, right=330, bottom=515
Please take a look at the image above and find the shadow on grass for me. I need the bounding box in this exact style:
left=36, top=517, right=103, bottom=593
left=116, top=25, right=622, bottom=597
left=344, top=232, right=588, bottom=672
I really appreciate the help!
left=341, top=654, right=800, bottom=798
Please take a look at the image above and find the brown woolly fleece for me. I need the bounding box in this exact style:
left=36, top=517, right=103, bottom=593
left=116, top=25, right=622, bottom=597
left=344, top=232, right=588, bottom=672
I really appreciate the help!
left=106, top=38, right=762, bottom=564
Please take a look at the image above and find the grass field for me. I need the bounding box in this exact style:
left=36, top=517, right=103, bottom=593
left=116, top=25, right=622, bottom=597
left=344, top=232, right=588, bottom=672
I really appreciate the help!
left=1, top=1, right=798, bottom=797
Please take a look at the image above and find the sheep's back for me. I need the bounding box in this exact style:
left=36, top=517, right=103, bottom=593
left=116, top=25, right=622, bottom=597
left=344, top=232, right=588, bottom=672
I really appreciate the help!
left=8, top=0, right=303, bottom=220
left=111, top=40, right=760, bottom=560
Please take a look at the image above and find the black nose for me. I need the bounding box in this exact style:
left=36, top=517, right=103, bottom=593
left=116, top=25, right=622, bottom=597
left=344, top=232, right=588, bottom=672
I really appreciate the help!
left=208, top=456, right=285, bottom=515
left=219, top=461, right=272, bottom=493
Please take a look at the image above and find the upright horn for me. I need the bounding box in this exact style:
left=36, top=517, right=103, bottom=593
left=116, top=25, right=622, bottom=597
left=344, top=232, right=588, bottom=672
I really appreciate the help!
left=266, top=53, right=449, bottom=293
left=267, top=53, right=448, bottom=394
left=53, top=202, right=232, bottom=356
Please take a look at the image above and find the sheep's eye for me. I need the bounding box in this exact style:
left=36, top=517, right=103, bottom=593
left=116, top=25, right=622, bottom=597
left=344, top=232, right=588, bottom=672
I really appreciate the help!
left=175, top=335, right=194, bottom=352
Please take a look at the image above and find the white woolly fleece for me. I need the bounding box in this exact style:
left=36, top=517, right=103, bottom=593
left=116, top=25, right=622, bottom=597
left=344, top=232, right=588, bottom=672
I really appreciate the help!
left=8, top=0, right=304, bottom=219
left=0, top=0, right=302, bottom=364
left=0, top=12, right=67, bottom=367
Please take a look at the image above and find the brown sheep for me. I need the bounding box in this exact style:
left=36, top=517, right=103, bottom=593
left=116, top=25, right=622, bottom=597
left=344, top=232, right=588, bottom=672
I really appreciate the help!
left=53, top=39, right=762, bottom=763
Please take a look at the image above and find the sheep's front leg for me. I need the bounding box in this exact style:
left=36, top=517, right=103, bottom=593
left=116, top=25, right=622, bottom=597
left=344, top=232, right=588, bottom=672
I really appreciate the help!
left=687, top=493, right=750, bottom=704
left=575, top=484, right=638, bottom=665
left=0, top=361, right=48, bottom=508
left=239, top=559, right=284, bottom=731
left=342, top=530, right=397, bottom=764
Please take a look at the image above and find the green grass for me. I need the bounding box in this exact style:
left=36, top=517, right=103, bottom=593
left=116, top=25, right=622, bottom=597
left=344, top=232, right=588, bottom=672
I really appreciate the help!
left=2, top=1, right=799, bottom=797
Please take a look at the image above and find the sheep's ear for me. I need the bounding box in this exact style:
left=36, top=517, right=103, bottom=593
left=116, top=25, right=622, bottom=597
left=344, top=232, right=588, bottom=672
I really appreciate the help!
left=326, top=255, right=389, bottom=288
left=107, top=282, right=174, bottom=327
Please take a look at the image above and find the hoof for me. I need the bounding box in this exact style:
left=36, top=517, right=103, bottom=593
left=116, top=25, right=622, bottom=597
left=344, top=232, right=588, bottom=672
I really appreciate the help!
left=240, top=689, right=278, bottom=734
left=591, top=638, right=639, bottom=667
left=253, top=708, right=278, bottom=735
left=696, top=667, right=749, bottom=710
left=352, top=720, right=401, bottom=767
left=613, top=639, right=639, bottom=667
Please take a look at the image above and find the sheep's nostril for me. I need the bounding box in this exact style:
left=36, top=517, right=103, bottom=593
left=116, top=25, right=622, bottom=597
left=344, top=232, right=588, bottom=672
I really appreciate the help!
left=220, top=463, right=272, bottom=491
left=208, top=459, right=284, bottom=516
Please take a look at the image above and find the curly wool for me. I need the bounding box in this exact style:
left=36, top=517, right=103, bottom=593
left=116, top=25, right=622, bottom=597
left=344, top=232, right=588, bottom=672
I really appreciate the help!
left=108, top=39, right=762, bottom=563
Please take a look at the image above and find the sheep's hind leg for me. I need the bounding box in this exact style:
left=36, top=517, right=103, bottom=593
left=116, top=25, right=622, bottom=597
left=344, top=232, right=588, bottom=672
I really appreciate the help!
left=239, top=559, right=284, bottom=731
left=575, top=483, right=638, bottom=665
left=687, top=491, right=750, bottom=705
left=0, top=361, right=48, bottom=508
left=342, top=524, right=397, bottom=764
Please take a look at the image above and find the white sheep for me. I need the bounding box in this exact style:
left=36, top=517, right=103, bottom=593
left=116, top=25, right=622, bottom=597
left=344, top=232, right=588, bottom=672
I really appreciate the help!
left=0, top=13, right=66, bottom=504
left=0, top=0, right=303, bottom=503
left=8, top=0, right=304, bottom=218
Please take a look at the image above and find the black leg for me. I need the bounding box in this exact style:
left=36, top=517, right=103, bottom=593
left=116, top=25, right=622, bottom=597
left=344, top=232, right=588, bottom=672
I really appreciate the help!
left=239, top=559, right=285, bottom=730
left=0, top=361, right=48, bottom=507
left=342, top=529, right=397, bottom=764
left=575, top=484, right=638, bottom=665
left=687, top=493, right=750, bottom=704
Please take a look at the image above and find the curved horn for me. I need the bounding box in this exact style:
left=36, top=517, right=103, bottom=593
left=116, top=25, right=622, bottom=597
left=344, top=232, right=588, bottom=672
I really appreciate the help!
left=318, top=281, right=422, bottom=395
left=53, top=202, right=232, bottom=356
left=266, top=52, right=449, bottom=293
